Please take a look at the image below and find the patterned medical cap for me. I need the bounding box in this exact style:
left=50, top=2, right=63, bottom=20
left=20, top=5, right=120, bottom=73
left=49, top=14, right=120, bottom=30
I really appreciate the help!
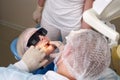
left=61, top=29, right=111, bottom=80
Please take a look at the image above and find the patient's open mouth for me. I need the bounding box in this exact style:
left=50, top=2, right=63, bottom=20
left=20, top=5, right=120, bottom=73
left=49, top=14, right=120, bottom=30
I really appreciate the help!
left=41, top=42, right=57, bottom=55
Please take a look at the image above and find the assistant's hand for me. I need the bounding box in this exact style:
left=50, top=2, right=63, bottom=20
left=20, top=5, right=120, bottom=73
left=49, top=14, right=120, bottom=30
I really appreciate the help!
left=33, top=6, right=43, bottom=24
left=21, top=46, right=48, bottom=72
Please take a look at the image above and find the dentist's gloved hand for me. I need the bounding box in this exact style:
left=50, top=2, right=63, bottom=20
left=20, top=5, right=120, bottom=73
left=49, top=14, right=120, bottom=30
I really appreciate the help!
left=33, top=5, right=43, bottom=24
left=15, top=46, right=48, bottom=72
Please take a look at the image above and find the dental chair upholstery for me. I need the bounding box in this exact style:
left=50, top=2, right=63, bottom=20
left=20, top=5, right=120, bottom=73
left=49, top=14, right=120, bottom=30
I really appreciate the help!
left=10, top=38, right=21, bottom=60
left=83, top=0, right=120, bottom=75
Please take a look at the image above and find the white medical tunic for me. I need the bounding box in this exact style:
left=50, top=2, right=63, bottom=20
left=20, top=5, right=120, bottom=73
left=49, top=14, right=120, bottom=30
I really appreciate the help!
left=0, top=64, right=120, bottom=80
left=41, top=0, right=84, bottom=31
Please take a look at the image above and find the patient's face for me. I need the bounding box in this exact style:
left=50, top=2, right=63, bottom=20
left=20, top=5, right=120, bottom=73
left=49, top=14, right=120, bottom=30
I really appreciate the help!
left=35, top=35, right=56, bottom=55
left=18, top=28, right=56, bottom=57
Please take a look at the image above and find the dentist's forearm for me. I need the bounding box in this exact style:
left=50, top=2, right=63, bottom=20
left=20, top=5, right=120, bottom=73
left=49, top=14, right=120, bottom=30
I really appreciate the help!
left=81, top=0, right=94, bottom=29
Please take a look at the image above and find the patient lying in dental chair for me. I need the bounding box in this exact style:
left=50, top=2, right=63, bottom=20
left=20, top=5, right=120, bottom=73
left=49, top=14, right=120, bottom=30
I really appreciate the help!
left=16, top=27, right=57, bottom=73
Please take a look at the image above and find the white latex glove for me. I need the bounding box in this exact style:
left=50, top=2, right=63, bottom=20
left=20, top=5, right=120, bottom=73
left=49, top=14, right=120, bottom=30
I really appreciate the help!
left=33, top=5, right=43, bottom=23
left=21, top=46, right=48, bottom=72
